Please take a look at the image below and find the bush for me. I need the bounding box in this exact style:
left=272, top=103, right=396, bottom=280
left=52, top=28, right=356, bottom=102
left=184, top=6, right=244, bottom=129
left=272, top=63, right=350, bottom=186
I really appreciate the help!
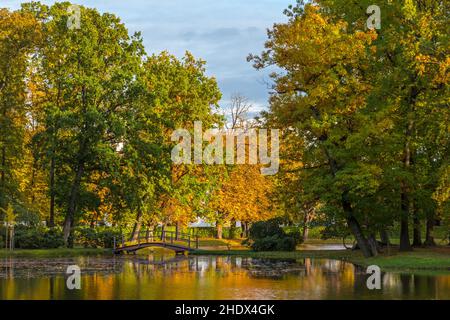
left=74, top=227, right=121, bottom=248
left=0, top=226, right=5, bottom=248
left=14, top=227, right=64, bottom=249
left=251, top=235, right=297, bottom=251
left=98, top=229, right=121, bottom=248
left=186, top=227, right=243, bottom=239
left=249, top=218, right=285, bottom=239
left=285, top=229, right=304, bottom=245
left=252, top=235, right=280, bottom=251
left=74, top=227, right=98, bottom=248
left=276, top=236, right=297, bottom=251
left=248, top=218, right=300, bottom=252
left=41, top=228, right=65, bottom=248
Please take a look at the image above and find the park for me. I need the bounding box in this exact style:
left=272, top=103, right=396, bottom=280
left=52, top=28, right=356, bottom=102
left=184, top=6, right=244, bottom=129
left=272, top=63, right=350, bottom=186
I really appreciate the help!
left=0, top=1, right=448, bottom=300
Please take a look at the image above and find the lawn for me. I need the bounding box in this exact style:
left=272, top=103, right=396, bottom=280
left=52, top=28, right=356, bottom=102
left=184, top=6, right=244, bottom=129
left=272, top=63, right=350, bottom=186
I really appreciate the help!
left=192, top=246, right=450, bottom=272
left=350, top=248, right=450, bottom=271
left=0, top=248, right=110, bottom=258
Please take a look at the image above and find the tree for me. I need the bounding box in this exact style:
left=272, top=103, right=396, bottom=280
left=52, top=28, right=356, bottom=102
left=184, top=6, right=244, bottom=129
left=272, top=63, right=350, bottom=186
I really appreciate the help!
left=251, top=0, right=448, bottom=256
left=123, top=51, right=222, bottom=240
left=1, top=203, right=17, bottom=250
left=209, top=164, right=276, bottom=239
left=319, top=0, right=448, bottom=250
left=249, top=3, right=380, bottom=257
left=28, top=3, right=146, bottom=245
left=0, top=8, right=40, bottom=212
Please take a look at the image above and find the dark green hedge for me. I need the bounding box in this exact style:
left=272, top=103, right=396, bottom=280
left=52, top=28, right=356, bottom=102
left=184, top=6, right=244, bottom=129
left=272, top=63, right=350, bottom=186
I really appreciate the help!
left=248, top=218, right=302, bottom=252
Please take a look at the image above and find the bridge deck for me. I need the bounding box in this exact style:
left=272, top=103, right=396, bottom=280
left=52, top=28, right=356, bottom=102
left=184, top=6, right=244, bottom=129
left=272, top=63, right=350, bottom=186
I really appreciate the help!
left=113, top=230, right=199, bottom=255
left=114, top=242, right=194, bottom=254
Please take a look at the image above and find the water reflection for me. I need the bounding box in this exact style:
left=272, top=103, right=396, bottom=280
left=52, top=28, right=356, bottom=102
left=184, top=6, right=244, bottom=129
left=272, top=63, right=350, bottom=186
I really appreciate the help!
left=0, top=252, right=449, bottom=300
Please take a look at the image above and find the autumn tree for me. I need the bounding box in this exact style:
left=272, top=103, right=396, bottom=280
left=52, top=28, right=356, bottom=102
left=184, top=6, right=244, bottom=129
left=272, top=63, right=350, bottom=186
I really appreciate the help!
left=251, top=0, right=448, bottom=256
left=209, top=164, right=275, bottom=239
left=0, top=8, right=40, bottom=214
left=319, top=0, right=449, bottom=250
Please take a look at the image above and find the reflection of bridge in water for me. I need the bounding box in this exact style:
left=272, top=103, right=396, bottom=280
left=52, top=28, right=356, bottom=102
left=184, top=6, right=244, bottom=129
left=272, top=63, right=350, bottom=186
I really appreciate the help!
left=113, top=230, right=199, bottom=255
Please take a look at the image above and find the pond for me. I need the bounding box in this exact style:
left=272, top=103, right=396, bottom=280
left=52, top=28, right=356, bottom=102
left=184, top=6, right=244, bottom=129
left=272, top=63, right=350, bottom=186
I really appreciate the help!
left=1, top=250, right=449, bottom=300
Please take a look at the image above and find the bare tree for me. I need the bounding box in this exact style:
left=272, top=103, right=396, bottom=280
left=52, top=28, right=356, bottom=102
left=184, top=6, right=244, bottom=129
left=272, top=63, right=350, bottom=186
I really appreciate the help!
left=225, top=93, right=252, bottom=130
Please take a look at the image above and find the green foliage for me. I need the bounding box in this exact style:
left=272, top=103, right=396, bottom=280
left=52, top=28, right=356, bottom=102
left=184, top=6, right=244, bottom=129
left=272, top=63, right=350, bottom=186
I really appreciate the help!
left=248, top=218, right=301, bottom=251
left=284, top=228, right=303, bottom=245
left=74, top=227, right=122, bottom=248
left=251, top=235, right=297, bottom=252
left=14, top=227, right=64, bottom=249
left=249, top=218, right=285, bottom=240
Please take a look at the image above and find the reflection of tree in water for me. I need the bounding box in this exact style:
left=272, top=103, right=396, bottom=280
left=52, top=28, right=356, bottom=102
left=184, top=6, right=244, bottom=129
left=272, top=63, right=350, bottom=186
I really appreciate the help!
left=123, top=255, right=307, bottom=280
left=240, top=258, right=306, bottom=279
left=1, top=255, right=449, bottom=299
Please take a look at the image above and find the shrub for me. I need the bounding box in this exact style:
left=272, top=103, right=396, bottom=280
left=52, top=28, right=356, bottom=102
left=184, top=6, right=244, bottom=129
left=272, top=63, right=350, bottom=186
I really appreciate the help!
left=248, top=218, right=299, bottom=252
left=41, top=228, right=65, bottom=248
left=249, top=218, right=285, bottom=240
left=98, top=229, right=121, bottom=248
left=74, top=227, right=98, bottom=248
left=187, top=227, right=243, bottom=239
left=275, top=236, right=296, bottom=251
left=252, top=235, right=280, bottom=251
left=74, top=227, right=121, bottom=248
left=14, top=227, right=64, bottom=249
left=285, top=229, right=304, bottom=245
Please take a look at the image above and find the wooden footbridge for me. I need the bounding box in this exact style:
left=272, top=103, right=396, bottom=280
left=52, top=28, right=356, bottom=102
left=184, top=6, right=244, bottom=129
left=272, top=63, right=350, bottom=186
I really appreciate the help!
left=113, top=230, right=199, bottom=255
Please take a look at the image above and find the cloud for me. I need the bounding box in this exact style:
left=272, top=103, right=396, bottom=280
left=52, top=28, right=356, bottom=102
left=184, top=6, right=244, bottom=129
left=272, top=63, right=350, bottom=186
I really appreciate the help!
left=3, top=0, right=289, bottom=109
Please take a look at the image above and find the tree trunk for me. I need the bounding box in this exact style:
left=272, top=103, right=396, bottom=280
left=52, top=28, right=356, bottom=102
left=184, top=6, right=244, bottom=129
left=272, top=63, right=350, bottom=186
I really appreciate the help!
left=412, top=204, right=422, bottom=247
left=130, top=205, right=143, bottom=241
left=319, top=131, right=374, bottom=257
left=302, top=209, right=312, bottom=242
left=399, top=89, right=416, bottom=252
left=367, top=234, right=379, bottom=257
left=1, top=145, right=5, bottom=189
left=346, top=215, right=374, bottom=258
left=380, top=229, right=390, bottom=246
left=216, top=222, right=223, bottom=239
left=63, top=163, right=84, bottom=246
left=228, top=218, right=237, bottom=239
left=342, top=191, right=374, bottom=258
left=145, top=227, right=150, bottom=242
left=160, top=224, right=165, bottom=240
left=49, top=155, right=55, bottom=227
left=30, top=156, right=37, bottom=205
left=399, top=189, right=413, bottom=252
left=175, top=221, right=180, bottom=240
left=424, top=216, right=436, bottom=246
left=302, top=224, right=309, bottom=242
left=240, top=221, right=249, bottom=238
left=4, top=226, right=8, bottom=249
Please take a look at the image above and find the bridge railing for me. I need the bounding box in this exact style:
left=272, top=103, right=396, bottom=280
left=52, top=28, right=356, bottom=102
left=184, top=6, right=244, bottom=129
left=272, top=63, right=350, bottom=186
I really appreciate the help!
left=113, top=229, right=199, bottom=251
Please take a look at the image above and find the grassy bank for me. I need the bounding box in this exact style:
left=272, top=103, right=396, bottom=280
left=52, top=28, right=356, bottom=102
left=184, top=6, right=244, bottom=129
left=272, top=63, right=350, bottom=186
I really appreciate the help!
left=0, top=248, right=110, bottom=258
left=192, top=247, right=450, bottom=272
left=350, top=248, right=450, bottom=271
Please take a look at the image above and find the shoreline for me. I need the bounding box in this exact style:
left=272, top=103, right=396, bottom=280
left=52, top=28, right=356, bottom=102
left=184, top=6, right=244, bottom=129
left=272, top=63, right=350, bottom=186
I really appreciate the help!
left=191, top=247, right=450, bottom=272
left=1, top=245, right=449, bottom=273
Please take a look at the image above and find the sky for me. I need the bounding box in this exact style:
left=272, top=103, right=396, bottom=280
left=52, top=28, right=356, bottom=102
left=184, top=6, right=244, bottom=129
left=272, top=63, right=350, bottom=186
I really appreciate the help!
left=4, top=0, right=291, bottom=114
